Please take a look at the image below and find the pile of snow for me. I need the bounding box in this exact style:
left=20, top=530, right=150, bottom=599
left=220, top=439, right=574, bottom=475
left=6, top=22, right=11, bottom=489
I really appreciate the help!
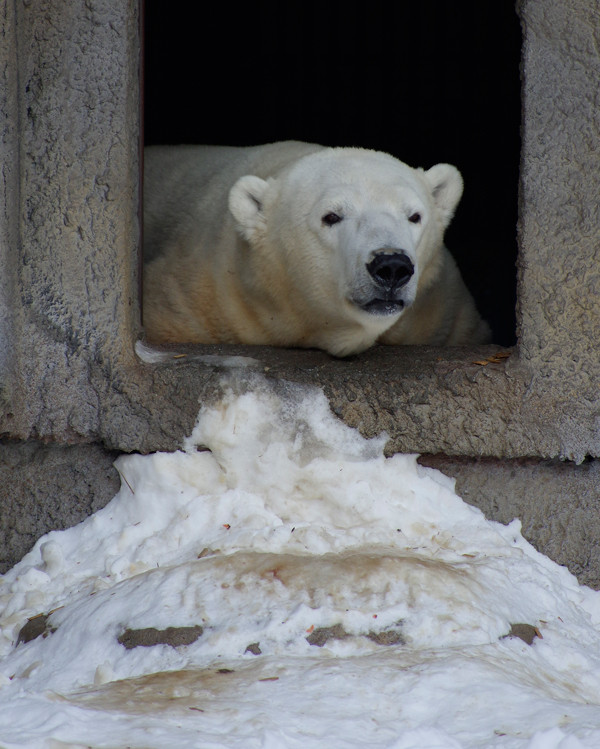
left=1, top=374, right=600, bottom=748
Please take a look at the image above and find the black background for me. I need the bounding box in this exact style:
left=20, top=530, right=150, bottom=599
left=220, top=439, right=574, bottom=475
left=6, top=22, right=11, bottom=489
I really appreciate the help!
left=144, top=2, right=522, bottom=346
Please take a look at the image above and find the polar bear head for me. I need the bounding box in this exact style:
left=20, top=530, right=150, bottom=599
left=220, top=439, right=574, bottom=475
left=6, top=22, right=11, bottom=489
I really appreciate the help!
left=228, top=147, right=463, bottom=354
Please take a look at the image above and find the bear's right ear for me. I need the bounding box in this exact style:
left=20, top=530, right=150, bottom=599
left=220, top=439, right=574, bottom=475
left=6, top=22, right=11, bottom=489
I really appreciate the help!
left=229, top=175, right=271, bottom=242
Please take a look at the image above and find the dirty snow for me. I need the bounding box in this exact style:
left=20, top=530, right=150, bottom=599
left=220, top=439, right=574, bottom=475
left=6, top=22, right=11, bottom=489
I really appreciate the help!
left=1, top=374, right=600, bottom=748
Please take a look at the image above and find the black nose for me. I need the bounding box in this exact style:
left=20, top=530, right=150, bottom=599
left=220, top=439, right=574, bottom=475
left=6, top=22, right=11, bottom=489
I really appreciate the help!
left=366, top=252, right=414, bottom=292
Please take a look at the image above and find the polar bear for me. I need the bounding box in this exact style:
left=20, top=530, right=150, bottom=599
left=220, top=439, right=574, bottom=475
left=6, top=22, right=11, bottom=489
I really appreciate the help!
left=143, top=141, right=490, bottom=356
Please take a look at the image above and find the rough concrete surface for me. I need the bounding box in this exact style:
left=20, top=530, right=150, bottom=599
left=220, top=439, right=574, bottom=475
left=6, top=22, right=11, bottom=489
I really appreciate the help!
left=0, top=441, right=120, bottom=574
left=517, top=0, right=600, bottom=373
left=420, top=455, right=600, bottom=590
left=1, top=0, right=599, bottom=461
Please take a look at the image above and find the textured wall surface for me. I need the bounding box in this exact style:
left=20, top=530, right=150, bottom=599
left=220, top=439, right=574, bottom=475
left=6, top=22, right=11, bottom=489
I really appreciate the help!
left=421, top=455, right=600, bottom=590
left=1, top=0, right=599, bottom=461
left=0, top=0, right=141, bottom=442
left=517, top=0, right=600, bottom=373
left=1, top=0, right=600, bottom=580
left=0, top=441, right=120, bottom=574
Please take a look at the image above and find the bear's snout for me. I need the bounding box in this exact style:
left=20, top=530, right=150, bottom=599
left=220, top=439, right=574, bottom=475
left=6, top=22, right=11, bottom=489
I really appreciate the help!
left=366, top=252, right=414, bottom=293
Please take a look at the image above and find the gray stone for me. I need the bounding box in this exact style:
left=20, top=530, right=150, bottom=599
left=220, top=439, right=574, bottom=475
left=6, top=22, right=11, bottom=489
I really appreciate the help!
left=0, top=441, right=120, bottom=573
left=420, top=455, right=600, bottom=590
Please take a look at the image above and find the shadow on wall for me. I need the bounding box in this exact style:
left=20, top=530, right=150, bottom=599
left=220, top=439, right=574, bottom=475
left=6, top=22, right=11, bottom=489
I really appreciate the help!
left=143, top=1, right=521, bottom=347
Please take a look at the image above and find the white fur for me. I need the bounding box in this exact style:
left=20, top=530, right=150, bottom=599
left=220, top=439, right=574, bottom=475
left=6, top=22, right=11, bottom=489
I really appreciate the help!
left=143, top=141, right=490, bottom=356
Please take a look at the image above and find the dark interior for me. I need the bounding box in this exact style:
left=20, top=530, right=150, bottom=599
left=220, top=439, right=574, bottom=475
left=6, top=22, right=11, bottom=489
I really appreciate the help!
left=144, top=2, right=522, bottom=347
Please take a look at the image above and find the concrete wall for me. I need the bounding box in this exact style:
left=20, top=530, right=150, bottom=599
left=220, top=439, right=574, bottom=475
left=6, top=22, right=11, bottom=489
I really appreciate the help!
left=1, top=0, right=600, bottom=583
left=420, top=455, right=600, bottom=590
left=0, top=441, right=120, bottom=572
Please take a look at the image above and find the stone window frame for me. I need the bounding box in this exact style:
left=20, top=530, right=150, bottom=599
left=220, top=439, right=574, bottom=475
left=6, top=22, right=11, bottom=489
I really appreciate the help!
left=1, top=0, right=599, bottom=464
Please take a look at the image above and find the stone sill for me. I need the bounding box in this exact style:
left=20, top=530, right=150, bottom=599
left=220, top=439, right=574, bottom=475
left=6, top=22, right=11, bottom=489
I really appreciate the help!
left=117, top=341, right=596, bottom=463
left=5, top=327, right=598, bottom=464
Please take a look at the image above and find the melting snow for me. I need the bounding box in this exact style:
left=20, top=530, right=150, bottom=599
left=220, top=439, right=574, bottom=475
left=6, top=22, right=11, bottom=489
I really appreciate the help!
left=1, top=374, right=600, bottom=748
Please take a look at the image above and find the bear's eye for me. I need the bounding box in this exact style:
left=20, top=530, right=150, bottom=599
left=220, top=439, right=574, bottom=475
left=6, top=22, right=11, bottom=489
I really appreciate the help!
left=408, top=212, right=422, bottom=224
left=322, top=212, right=343, bottom=226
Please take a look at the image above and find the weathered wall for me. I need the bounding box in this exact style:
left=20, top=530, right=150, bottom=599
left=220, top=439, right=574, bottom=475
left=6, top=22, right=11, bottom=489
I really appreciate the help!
left=515, top=0, right=600, bottom=462
left=0, top=441, right=120, bottom=573
left=421, top=455, right=600, bottom=590
left=1, top=0, right=600, bottom=459
left=517, top=0, right=600, bottom=371
left=1, top=0, right=600, bottom=583
left=0, top=0, right=141, bottom=443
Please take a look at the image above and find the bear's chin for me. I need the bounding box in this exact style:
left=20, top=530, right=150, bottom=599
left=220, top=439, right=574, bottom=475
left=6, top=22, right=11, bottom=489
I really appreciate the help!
left=360, top=299, right=405, bottom=316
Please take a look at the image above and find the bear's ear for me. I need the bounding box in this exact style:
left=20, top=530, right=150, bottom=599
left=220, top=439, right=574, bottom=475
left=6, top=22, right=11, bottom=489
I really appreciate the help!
left=423, top=164, right=464, bottom=228
left=228, top=175, right=272, bottom=242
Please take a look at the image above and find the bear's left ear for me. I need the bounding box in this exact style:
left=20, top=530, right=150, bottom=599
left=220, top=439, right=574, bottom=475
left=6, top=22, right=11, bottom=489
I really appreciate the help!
left=229, top=175, right=272, bottom=242
left=423, top=164, right=464, bottom=228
